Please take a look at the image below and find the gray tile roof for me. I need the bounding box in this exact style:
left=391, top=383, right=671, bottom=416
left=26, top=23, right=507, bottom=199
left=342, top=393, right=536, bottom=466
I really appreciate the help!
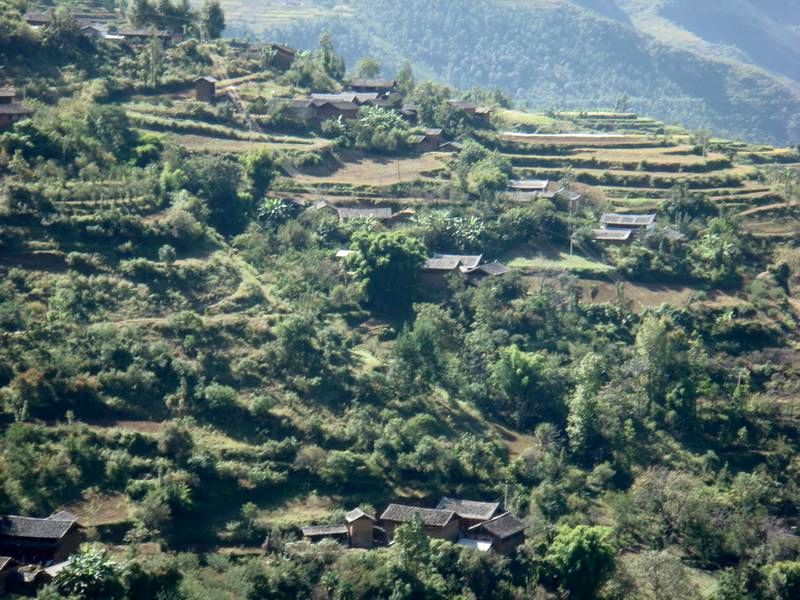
left=600, top=213, right=656, bottom=227
left=301, top=524, right=348, bottom=537
left=477, top=263, right=510, bottom=276
left=432, top=253, right=483, bottom=271
left=436, top=498, right=500, bottom=521
left=468, top=512, right=526, bottom=540
left=593, top=228, right=633, bottom=241
left=509, top=179, right=550, bottom=191
left=0, top=516, right=79, bottom=540
left=346, top=508, right=375, bottom=523
left=310, top=93, right=379, bottom=104
left=448, top=100, right=478, bottom=110
left=48, top=511, right=78, bottom=522
left=337, top=207, right=393, bottom=220
left=380, top=504, right=456, bottom=527
left=0, top=104, right=33, bottom=115
left=423, top=257, right=462, bottom=271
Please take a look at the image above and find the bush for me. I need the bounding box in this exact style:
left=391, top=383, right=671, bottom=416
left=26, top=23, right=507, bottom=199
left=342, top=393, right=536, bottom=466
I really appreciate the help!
left=203, top=383, right=238, bottom=410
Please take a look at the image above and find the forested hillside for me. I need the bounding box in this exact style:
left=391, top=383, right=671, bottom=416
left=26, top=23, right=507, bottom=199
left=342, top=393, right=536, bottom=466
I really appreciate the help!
left=3, top=1, right=800, bottom=598
left=232, top=0, right=800, bottom=145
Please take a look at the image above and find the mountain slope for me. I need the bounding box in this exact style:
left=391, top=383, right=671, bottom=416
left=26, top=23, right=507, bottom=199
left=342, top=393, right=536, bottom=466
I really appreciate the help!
left=227, top=0, right=800, bottom=144
left=618, top=0, right=800, bottom=83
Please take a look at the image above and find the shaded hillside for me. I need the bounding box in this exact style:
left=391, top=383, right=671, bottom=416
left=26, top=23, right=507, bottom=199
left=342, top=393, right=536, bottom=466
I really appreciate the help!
left=233, top=0, right=800, bottom=144
left=622, top=0, right=800, bottom=82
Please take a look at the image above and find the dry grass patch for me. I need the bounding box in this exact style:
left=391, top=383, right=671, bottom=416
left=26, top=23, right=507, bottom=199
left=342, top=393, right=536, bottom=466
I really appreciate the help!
left=293, top=152, right=447, bottom=186
left=65, top=492, right=131, bottom=526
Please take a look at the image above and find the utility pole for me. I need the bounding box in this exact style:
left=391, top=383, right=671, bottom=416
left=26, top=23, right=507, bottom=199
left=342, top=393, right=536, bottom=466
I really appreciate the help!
left=569, top=195, right=577, bottom=256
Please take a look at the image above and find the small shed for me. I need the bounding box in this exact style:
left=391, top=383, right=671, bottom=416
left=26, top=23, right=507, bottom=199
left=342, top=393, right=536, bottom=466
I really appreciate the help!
left=23, top=12, right=52, bottom=27
left=380, top=504, right=460, bottom=542
left=400, top=104, right=419, bottom=123
left=270, top=43, right=296, bottom=70
left=466, top=512, right=526, bottom=555
left=301, top=524, right=349, bottom=544
left=413, top=128, right=444, bottom=152
left=346, top=508, right=376, bottom=549
left=194, top=76, right=217, bottom=103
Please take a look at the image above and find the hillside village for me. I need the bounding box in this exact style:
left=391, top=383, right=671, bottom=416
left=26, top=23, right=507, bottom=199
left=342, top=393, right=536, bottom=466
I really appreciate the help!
left=2, top=1, right=800, bottom=598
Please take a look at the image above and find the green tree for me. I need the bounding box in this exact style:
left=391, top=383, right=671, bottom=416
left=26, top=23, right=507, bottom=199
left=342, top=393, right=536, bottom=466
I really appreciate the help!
left=355, top=56, right=381, bottom=79
left=392, top=514, right=431, bottom=569
left=545, top=524, right=615, bottom=600
left=762, top=562, right=800, bottom=600
left=396, top=61, right=415, bottom=97
left=318, top=31, right=345, bottom=80
left=182, top=154, right=246, bottom=235
left=199, top=0, right=225, bottom=39
left=490, top=345, right=565, bottom=428
left=53, top=545, right=125, bottom=600
left=411, top=81, right=451, bottom=127
left=241, top=148, right=275, bottom=202
left=349, top=230, right=426, bottom=312
left=566, top=353, right=605, bottom=457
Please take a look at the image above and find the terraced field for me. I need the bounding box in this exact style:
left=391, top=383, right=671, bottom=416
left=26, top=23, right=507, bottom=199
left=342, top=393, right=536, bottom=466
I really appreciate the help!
left=219, top=0, right=354, bottom=33
left=492, top=121, right=799, bottom=233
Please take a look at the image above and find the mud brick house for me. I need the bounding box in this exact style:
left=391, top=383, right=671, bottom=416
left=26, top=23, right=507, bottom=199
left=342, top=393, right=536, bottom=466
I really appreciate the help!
left=194, top=76, right=217, bottom=103
left=380, top=505, right=460, bottom=542
left=270, top=43, right=296, bottom=70
left=346, top=508, right=376, bottom=549
left=0, top=88, right=33, bottom=130
left=0, top=513, right=83, bottom=564
left=412, top=128, right=444, bottom=152
left=463, top=512, right=527, bottom=555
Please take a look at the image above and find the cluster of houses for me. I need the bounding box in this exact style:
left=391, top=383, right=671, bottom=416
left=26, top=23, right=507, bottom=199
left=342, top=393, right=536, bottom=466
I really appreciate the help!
left=24, top=11, right=184, bottom=47
left=0, top=512, right=84, bottom=595
left=275, top=77, right=491, bottom=151
left=302, top=498, right=526, bottom=555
